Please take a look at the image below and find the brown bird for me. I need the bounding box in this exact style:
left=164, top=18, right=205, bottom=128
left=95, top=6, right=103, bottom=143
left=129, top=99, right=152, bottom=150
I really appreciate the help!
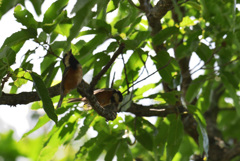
left=68, top=88, right=123, bottom=108
left=57, top=50, right=83, bottom=108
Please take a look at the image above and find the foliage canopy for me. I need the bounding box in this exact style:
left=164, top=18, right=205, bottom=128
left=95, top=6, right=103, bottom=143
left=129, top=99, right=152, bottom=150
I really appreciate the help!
left=1, top=0, right=240, bottom=160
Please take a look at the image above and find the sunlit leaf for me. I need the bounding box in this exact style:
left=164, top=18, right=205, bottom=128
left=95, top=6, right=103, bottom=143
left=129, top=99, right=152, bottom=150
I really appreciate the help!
left=166, top=114, right=184, bottom=161
left=22, top=115, right=50, bottom=138
left=14, top=5, right=38, bottom=29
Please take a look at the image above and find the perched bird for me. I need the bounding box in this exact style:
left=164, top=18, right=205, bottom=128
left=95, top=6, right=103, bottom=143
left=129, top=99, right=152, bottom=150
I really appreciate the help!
left=57, top=50, right=83, bottom=108
left=68, top=88, right=123, bottom=108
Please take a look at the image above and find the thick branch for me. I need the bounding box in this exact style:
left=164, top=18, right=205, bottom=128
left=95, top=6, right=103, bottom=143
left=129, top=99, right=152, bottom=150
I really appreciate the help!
left=222, top=143, right=240, bottom=161
left=77, top=80, right=117, bottom=120
left=151, top=0, right=174, bottom=20
left=0, top=83, right=60, bottom=106
left=90, top=43, right=125, bottom=89
left=127, top=103, right=186, bottom=117
left=77, top=80, right=186, bottom=120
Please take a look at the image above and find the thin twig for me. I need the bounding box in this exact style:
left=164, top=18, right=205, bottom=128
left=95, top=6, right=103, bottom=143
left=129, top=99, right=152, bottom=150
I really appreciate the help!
left=122, top=57, right=173, bottom=94
left=1, top=71, right=11, bottom=89
left=111, top=72, right=116, bottom=88
left=190, top=46, right=222, bottom=75
left=90, top=43, right=125, bottom=90
left=121, top=53, right=130, bottom=93
left=35, top=40, right=62, bottom=59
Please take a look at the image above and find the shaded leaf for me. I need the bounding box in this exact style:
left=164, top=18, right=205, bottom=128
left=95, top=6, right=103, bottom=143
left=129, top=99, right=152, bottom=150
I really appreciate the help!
left=152, top=27, right=180, bottom=46
left=68, top=0, right=97, bottom=42
left=29, top=0, right=44, bottom=16
left=42, top=0, right=68, bottom=24
left=185, top=75, right=207, bottom=103
left=195, top=115, right=209, bottom=157
left=1, top=28, right=37, bottom=48
left=31, top=72, right=58, bottom=124
left=75, top=113, right=97, bottom=140
left=221, top=73, right=240, bottom=116
left=196, top=43, right=212, bottom=62
left=0, top=0, right=23, bottom=19
left=151, top=50, right=174, bottom=83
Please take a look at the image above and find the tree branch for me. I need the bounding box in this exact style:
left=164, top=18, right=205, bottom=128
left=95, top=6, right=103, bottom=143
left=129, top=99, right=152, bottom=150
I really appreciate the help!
left=90, top=43, right=125, bottom=90
left=222, top=143, right=240, bottom=161
left=127, top=103, right=186, bottom=117
left=0, top=83, right=60, bottom=106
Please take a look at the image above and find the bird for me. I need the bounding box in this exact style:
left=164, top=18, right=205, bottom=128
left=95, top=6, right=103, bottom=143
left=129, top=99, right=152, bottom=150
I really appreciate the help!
left=68, top=88, right=123, bottom=109
left=57, top=50, right=83, bottom=108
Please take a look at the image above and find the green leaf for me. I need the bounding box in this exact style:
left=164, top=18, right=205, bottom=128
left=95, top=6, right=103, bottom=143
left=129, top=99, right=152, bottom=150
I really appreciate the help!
left=185, top=1, right=201, bottom=11
left=166, top=114, right=184, bottom=161
left=1, top=28, right=37, bottom=48
left=134, top=83, right=157, bottom=99
left=42, top=0, right=68, bottom=24
left=175, top=44, right=191, bottom=59
left=107, top=0, right=120, bottom=13
left=96, top=0, right=110, bottom=20
left=105, top=141, right=120, bottom=161
left=55, top=24, right=72, bottom=37
left=79, top=33, right=108, bottom=59
left=76, top=137, right=98, bottom=159
left=71, top=0, right=91, bottom=13
left=136, top=128, right=153, bottom=151
left=29, top=0, right=44, bottom=16
left=38, top=120, right=77, bottom=161
left=116, top=139, right=133, bottom=161
left=68, top=0, right=97, bottom=42
left=44, top=65, right=59, bottom=88
left=14, top=5, right=38, bottom=29
left=38, top=31, right=47, bottom=42
left=40, top=56, right=57, bottom=77
left=22, top=115, right=50, bottom=138
left=124, top=31, right=150, bottom=49
left=221, top=73, right=240, bottom=116
left=154, top=118, right=170, bottom=158
left=42, top=10, right=68, bottom=33
left=88, top=19, right=112, bottom=34
left=119, top=92, right=133, bottom=112
left=200, top=81, right=213, bottom=112
left=75, top=113, right=97, bottom=140
left=151, top=50, right=174, bottom=83
left=0, top=46, right=16, bottom=66
left=30, top=72, right=58, bottom=124
left=152, top=27, right=180, bottom=46
left=0, top=0, right=23, bottom=19
left=195, top=115, right=209, bottom=157
left=114, top=5, right=139, bottom=33
left=93, top=52, right=110, bottom=77
left=87, top=140, right=105, bottom=160
left=0, top=81, right=2, bottom=97
left=185, top=75, right=207, bottom=103
left=160, top=91, right=179, bottom=105
left=196, top=43, right=212, bottom=62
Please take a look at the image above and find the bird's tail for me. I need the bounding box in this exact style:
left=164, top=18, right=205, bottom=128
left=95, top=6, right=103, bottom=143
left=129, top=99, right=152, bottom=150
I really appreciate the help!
left=57, top=94, right=64, bottom=108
